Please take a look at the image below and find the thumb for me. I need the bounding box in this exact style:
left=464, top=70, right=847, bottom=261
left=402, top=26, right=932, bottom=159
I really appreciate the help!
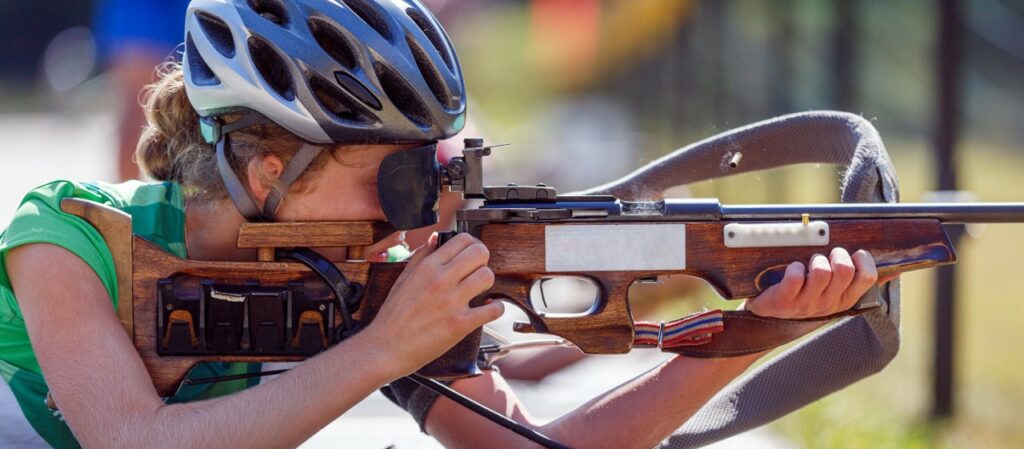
left=747, top=261, right=805, bottom=315
left=407, top=232, right=438, bottom=266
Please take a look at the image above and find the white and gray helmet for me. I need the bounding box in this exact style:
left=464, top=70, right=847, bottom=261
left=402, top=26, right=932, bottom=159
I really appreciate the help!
left=184, top=0, right=466, bottom=143
left=182, top=0, right=466, bottom=220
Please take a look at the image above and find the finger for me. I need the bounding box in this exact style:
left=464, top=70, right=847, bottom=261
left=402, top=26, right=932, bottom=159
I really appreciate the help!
left=407, top=232, right=439, bottom=266
left=842, top=250, right=879, bottom=306
left=818, top=248, right=856, bottom=310
left=461, top=300, right=505, bottom=328
left=445, top=243, right=491, bottom=282
left=453, top=266, right=495, bottom=301
left=428, top=233, right=478, bottom=265
left=795, top=253, right=832, bottom=307
left=746, top=261, right=804, bottom=317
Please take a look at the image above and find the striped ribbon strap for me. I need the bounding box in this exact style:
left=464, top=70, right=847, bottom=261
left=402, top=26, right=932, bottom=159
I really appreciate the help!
left=634, top=309, right=725, bottom=350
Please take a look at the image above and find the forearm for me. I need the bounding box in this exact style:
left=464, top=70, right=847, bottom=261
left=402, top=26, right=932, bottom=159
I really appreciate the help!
left=428, top=352, right=764, bottom=449
left=540, top=352, right=764, bottom=449
left=89, top=332, right=393, bottom=449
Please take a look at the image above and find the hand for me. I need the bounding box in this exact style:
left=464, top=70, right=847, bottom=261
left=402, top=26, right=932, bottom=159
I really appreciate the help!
left=742, top=248, right=879, bottom=319
left=361, top=233, right=504, bottom=378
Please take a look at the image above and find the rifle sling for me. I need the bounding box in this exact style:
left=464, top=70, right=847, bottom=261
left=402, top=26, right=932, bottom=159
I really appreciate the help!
left=634, top=309, right=870, bottom=358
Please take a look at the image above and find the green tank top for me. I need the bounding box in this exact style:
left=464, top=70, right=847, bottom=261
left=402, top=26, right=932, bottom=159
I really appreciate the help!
left=0, top=180, right=259, bottom=448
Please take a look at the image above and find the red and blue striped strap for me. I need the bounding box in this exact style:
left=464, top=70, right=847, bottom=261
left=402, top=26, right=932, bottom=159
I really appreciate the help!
left=634, top=309, right=725, bottom=349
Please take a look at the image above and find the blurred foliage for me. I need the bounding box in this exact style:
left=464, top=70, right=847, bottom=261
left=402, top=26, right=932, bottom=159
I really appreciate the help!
left=2, top=0, right=1024, bottom=447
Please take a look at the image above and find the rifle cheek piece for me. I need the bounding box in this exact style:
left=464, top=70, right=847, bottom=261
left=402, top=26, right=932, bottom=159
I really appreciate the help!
left=377, top=144, right=442, bottom=230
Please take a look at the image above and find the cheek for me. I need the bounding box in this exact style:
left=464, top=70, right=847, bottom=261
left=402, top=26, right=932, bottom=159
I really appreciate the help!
left=288, top=182, right=381, bottom=221
left=337, top=180, right=384, bottom=219
left=348, top=180, right=387, bottom=219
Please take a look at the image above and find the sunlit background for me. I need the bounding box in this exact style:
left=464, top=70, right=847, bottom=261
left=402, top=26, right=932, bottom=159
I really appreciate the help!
left=2, top=1, right=1024, bottom=448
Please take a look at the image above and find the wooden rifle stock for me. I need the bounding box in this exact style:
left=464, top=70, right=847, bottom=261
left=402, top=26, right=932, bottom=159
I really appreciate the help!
left=58, top=197, right=956, bottom=396
left=472, top=219, right=953, bottom=354
left=60, top=198, right=415, bottom=397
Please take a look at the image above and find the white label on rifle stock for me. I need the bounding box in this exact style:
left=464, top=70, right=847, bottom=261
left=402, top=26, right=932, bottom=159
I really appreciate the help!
left=545, top=224, right=686, bottom=271
left=723, top=221, right=830, bottom=248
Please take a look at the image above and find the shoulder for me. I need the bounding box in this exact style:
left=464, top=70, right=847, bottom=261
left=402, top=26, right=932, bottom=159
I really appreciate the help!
left=0, top=180, right=184, bottom=303
left=11, top=179, right=179, bottom=213
left=5, top=180, right=183, bottom=240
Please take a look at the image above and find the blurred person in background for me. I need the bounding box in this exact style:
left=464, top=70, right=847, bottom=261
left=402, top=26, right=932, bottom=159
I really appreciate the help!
left=93, top=0, right=190, bottom=180
left=0, top=1, right=883, bottom=448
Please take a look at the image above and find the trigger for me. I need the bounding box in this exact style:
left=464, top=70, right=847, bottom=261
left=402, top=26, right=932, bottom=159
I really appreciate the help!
left=513, top=321, right=538, bottom=333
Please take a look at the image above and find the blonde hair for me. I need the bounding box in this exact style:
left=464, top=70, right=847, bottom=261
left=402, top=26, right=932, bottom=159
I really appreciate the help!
left=136, top=62, right=337, bottom=201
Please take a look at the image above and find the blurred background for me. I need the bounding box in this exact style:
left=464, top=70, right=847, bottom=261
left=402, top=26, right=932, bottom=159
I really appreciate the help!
left=2, top=0, right=1023, bottom=448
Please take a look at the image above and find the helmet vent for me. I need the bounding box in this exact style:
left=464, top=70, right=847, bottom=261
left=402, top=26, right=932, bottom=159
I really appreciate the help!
left=186, top=33, right=220, bottom=86
left=247, top=0, right=289, bottom=26
left=308, top=17, right=357, bottom=70
left=405, top=8, right=453, bottom=72
left=406, top=35, right=453, bottom=110
left=195, top=11, right=236, bottom=58
left=375, top=62, right=430, bottom=129
left=248, top=35, right=295, bottom=101
left=335, top=71, right=382, bottom=110
left=341, top=0, right=393, bottom=42
left=309, top=73, right=375, bottom=125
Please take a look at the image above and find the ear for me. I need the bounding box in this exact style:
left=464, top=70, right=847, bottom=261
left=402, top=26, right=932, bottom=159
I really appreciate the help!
left=245, top=154, right=285, bottom=206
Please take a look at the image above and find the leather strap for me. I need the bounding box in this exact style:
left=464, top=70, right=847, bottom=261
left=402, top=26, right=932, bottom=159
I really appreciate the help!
left=633, top=304, right=877, bottom=358
left=665, top=309, right=867, bottom=358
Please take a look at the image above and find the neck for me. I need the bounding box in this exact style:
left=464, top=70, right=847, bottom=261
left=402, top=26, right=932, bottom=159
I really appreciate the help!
left=184, top=198, right=258, bottom=261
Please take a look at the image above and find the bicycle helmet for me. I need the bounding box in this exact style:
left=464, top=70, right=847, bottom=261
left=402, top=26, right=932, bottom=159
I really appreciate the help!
left=182, top=0, right=466, bottom=221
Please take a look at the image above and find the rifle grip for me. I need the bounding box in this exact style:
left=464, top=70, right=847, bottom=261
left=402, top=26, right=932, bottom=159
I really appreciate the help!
left=414, top=231, right=484, bottom=378
left=416, top=300, right=484, bottom=379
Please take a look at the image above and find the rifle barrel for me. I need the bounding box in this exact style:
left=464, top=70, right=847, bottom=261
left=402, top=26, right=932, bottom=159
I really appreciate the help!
left=715, top=202, right=1024, bottom=223
left=480, top=198, right=1024, bottom=224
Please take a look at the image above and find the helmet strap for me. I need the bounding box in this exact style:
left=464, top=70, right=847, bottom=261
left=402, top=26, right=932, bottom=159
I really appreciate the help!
left=215, top=135, right=268, bottom=221
left=207, top=113, right=324, bottom=222
left=262, top=143, right=323, bottom=218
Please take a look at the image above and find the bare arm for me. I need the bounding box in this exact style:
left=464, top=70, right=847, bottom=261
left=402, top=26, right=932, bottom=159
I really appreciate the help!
left=8, top=234, right=502, bottom=448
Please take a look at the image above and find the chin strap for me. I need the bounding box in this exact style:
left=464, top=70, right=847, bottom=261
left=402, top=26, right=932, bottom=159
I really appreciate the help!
left=215, top=137, right=265, bottom=220
left=207, top=114, right=323, bottom=221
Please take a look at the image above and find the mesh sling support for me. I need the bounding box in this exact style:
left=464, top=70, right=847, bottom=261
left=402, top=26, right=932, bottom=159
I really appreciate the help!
left=582, top=110, right=900, bottom=447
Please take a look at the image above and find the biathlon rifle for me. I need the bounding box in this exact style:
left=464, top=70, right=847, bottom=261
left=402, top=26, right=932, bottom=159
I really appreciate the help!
left=59, top=135, right=1024, bottom=388
left=58, top=134, right=1024, bottom=449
